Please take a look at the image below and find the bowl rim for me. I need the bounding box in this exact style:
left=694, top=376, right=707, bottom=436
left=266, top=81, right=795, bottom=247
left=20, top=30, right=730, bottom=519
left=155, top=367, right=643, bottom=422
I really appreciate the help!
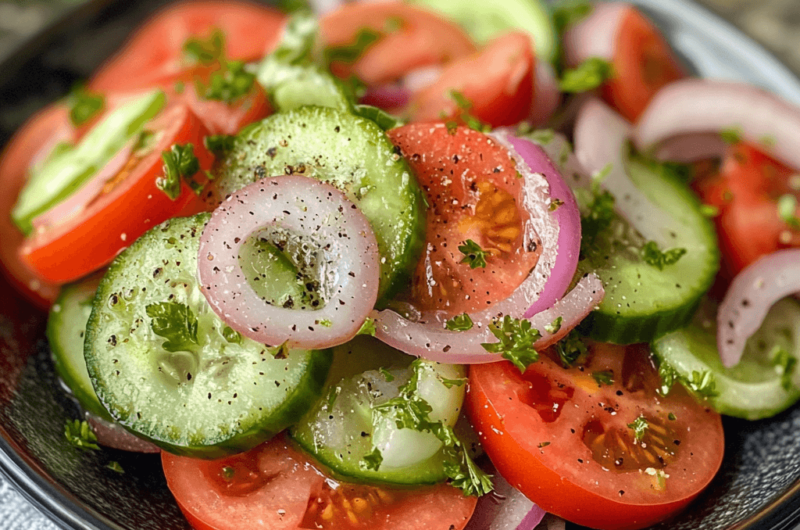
left=0, top=0, right=799, bottom=529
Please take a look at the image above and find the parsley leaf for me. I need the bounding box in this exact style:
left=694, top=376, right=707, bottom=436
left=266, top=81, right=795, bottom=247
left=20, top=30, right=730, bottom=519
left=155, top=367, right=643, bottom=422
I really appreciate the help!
left=555, top=330, right=587, bottom=368
left=145, top=302, right=199, bottom=353
left=204, top=134, right=236, bottom=154
left=353, top=104, right=404, bottom=131
left=641, top=241, right=687, bottom=270
left=459, top=239, right=489, bottom=269
left=627, top=416, right=649, bottom=441
left=777, top=194, right=800, bottom=229
left=68, top=84, right=105, bottom=126
left=222, top=326, right=242, bottom=344
left=272, top=341, right=290, bottom=359
left=482, top=316, right=541, bottom=372
left=183, top=30, right=225, bottom=65
left=592, top=371, right=615, bottom=386
left=439, top=376, right=467, bottom=389
left=446, top=313, right=474, bottom=332
left=158, top=143, right=202, bottom=200
left=357, top=318, right=376, bottom=336
left=552, top=0, right=593, bottom=35
left=720, top=127, right=743, bottom=145
left=559, top=58, right=614, bottom=93
left=772, top=345, right=797, bottom=391
left=65, top=420, right=99, bottom=451
left=197, top=60, right=255, bottom=104
left=448, top=90, right=491, bottom=132
left=701, top=204, right=720, bottom=218
left=685, top=370, right=719, bottom=398
left=657, top=360, right=678, bottom=396
left=360, top=447, right=384, bottom=471
left=106, top=461, right=125, bottom=474
left=325, top=27, right=381, bottom=64
left=379, top=367, right=395, bottom=382
left=544, top=316, right=563, bottom=335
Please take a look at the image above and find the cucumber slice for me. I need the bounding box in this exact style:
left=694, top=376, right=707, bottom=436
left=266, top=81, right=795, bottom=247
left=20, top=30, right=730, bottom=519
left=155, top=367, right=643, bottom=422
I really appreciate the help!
left=84, top=214, right=333, bottom=458
left=12, top=90, right=166, bottom=234
left=652, top=298, right=800, bottom=420
left=577, top=157, right=720, bottom=343
left=409, top=0, right=557, bottom=63
left=259, top=62, right=353, bottom=113
left=47, top=275, right=112, bottom=421
left=291, top=336, right=466, bottom=485
left=214, top=106, right=426, bottom=303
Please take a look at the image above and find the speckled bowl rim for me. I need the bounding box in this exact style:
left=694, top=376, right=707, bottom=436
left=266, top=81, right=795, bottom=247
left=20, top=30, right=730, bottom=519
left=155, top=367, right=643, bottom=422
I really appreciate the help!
left=0, top=0, right=799, bottom=529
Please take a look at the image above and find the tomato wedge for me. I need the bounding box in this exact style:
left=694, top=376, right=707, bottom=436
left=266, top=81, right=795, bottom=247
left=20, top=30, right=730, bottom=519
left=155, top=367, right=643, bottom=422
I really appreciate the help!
left=90, top=0, right=285, bottom=92
left=694, top=142, right=800, bottom=280
left=320, top=2, right=476, bottom=86
left=20, top=104, right=214, bottom=284
left=604, top=7, right=685, bottom=123
left=467, top=343, right=724, bottom=530
left=0, top=104, right=74, bottom=307
left=387, top=124, right=540, bottom=316
left=409, top=32, right=535, bottom=127
left=162, top=437, right=477, bottom=530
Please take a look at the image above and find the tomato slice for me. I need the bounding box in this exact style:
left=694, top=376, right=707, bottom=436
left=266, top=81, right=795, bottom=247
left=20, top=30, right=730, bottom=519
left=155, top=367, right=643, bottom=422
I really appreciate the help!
left=19, top=104, right=214, bottom=284
left=90, top=0, right=285, bottom=92
left=409, top=32, right=535, bottom=128
left=694, top=142, right=800, bottom=280
left=162, top=437, right=477, bottom=530
left=603, top=7, right=685, bottom=123
left=467, top=344, right=724, bottom=530
left=387, top=124, right=540, bottom=316
left=320, top=2, right=476, bottom=86
left=0, top=104, right=75, bottom=307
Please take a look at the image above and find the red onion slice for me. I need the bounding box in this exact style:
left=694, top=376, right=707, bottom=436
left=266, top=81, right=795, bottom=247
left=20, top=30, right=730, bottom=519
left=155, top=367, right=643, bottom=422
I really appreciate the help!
left=198, top=175, right=381, bottom=350
left=717, top=249, right=800, bottom=367
left=86, top=412, right=160, bottom=453
left=360, top=84, right=411, bottom=111
left=635, top=79, right=800, bottom=171
left=465, top=462, right=546, bottom=530
left=530, top=61, right=561, bottom=127
left=563, top=2, right=629, bottom=68
left=653, top=133, right=728, bottom=163
left=574, top=98, right=680, bottom=247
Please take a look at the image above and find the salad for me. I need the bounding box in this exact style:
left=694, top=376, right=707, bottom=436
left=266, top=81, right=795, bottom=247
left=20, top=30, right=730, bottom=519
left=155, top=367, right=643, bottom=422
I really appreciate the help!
left=0, top=1, right=799, bottom=529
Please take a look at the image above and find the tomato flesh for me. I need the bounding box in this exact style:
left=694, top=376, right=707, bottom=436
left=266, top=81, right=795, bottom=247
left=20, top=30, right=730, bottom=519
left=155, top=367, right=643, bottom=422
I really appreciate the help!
left=20, top=104, right=215, bottom=284
left=604, top=7, right=684, bottom=123
left=409, top=32, right=535, bottom=128
left=467, top=343, right=724, bottom=530
left=162, top=437, right=477, bottom=530
left=387, top=124, right=540, bottom=316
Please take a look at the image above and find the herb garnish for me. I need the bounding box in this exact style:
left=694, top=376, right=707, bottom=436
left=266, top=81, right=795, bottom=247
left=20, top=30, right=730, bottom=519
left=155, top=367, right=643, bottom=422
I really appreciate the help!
left=481, top=316, right=541, bottom=373
left=197, top=60, right=256, bottom=104
left=360, top=447, right=383, bottom=471
left=222, top=326, right=242, bottom=344
left=592, top=370, right=615, bottom=387
left=446, top=313, right=474, bottom=332
left=771, top=345, right=797, bottom=391
left=379, top=367, right=395, bottom=382
left=545, top=316, right=563, bottom=335
left=65, top=420, right=99, bottom=451
left=106, top=461, right=125, bottom=474
left=777, top=194, right=800, bottom=229
left=459, top=239, right=489, bottom=269
left=720, top=127, right=743, bottom=145
left=353, top=104, right=404, bottom=131
left=204, top=134, right=236, bottom=154
left=272, top=341, right=290, bottom=359
left=146, top=301, right=199, bottom=353
left=580, top=166, right=616, bottom=251
left=439, top=376, right=467, bottom=389
left=68, top=85, right=105, bottom=126
left=183, top=30, right=225, bottom=65
left=325, top=27, right=381, bottom=64
left=658, top=360, right=719, bottom=399
left=555, top=330, right=588, bottom=368
left=552, top=0, right=593, bottom=35
left=357, top=317, right=376, bottom=336
left=158, top=143, right=202, bottom=200
left=448, top=90, right=491, bottom=132
left=627, top=416, right=649, bottom=441
left=641, top=241, right=687, bottom=270
left=559, top=58, right=614, bottom=93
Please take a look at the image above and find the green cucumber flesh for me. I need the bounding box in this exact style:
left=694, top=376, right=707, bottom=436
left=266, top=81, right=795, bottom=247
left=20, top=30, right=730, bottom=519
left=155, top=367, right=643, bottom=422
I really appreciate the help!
left=409, top=0, right=557, bottom=63
left=260, top=63, right=353, bottom=113
left=578, top=157, right=720, bottom=343
left=84, top=214, right=332, bottom=458
left=47, top=275, right=112, bottom=421
left=290, top=336, right=466, bottom=485
left=12, top=90, right=166, bottom=234
left=213, top=106, right=426, bottom=303
left=652, top=298, right=800, bottom=420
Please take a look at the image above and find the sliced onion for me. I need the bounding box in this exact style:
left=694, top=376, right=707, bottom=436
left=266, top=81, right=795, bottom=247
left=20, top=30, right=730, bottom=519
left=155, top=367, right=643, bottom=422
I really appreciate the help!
left=540, top=515, right=566, bottom=530
left=530, top=61, right=561, bottom=127
left=30, top=139, right=135, bottom=233
left=574, top=98, right=679, bottom=247
left=465, top=461, right=546, bottom=530
left=635, top=79, right=800, bottom=171
left=360, top=84, right=411, bottom=111
left=563, top=2, right=629, bottom=67
left=198, top=175, right=381, bottom=350
left=87, top=412, right=160, bottom=453
left=653, top=133, right=728, bottom=163
left=402, top=64, right=443, bottom=93
left=532, top=132, right=593, bottom=192
left=717, top=249, right=800, bottom=367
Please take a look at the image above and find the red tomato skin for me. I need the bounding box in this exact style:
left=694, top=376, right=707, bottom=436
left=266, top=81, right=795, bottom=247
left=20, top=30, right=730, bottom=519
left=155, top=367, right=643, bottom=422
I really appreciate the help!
left=604, top=7, right=684, bottom=123
left=409, top=32, right=535, bottom=128
left=0, top=104, right=74, bottom=307
left=90, top=0, right=285, bottom=92
left=320, top=2, right=476, bottom=86
left=19, top=105, right=214, bottom=284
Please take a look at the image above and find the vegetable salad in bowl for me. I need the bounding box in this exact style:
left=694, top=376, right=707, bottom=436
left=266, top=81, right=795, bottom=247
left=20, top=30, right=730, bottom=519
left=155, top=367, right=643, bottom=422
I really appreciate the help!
left=0, top=1, right=798, bottom=529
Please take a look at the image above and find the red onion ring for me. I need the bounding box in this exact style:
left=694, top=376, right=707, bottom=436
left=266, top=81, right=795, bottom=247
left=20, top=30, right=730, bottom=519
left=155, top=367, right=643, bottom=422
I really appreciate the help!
left=465, top=461, right=546, bottom=530
left=360, top=84, right=411, bottom=111
left=198, top=175, right=381, bottom=350
left=86, top=412, right=160, bottom=453
left=530, top=61, right=561, bottom=127
left=653, top=133, right=728, bottom=163
left=30, top=140, right=135, bottom=233
left=717, top=249, right=800, bottom=367
left=635, top=79, right=800, bottom=171
left=563, top=2, right=628, bottom=68
left=574, top=98, right=679, bottom=247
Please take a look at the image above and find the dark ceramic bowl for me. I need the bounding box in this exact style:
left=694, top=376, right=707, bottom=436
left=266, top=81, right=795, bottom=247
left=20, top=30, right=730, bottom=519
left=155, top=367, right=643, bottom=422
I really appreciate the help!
left=0, top=1, right=799, bottom=529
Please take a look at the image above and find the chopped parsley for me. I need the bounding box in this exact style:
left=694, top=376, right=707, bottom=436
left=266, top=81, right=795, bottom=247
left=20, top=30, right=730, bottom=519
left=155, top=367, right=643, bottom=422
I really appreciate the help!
left=353, top=104, right=404, bottom=131
left=459, top=239, right=489, bottom=269
left=627, top=416, right=649, bottom=441
left=771, top=345, right=797, bottom=391
left=559, top=58, right=614, bottom=94
left=197, top=60, right=256, bottom=104
left=204, top=134, right=236, bottom=154
left=446, top=313, right=474, bottom=332
left=272, top=341, right=290, bottom=360
left=325, top=27, right=381, bottom=64
left=641, top=241, right=687, bottom=270
left=360, top=447, right=384, bottom=471
left=555, top=330, right=587, bottom=368
left=379, top=367, right=395, bottom=382
left=592, top=370, right=615, bottom=387
left=777, top=194, right=800, bottom=229
left=64, top=420, right=99, bottom=451
left=482, top=316, right=541, bottom=373
left=448, top=90, right=491, bottom=132
left=183, top=30, right=225, bottom=65
left=222, top=326, right=242, bottom=344
left=68, top=85, right=105, bottom=126
left=700, top=204, right=720, bottom=218
left=668, top=412, right=677, bottom=421
left=720, top=127, right=743, bottom=145
left=158, top=143, right=202, bottom=200
left=527, top=128, right=556, bottom=146
left=357, top=317, right=376, bottom=336
left=439, top=376, right=467, bottom=389
left=657, top=361, right=679, bottom=396
left=106, top=461, right=125, bottom=474
left=658, top=360, right=719, bottom=399
left=552, top=0, right=593, bottom=35
left=146, top=302, right=199, bottom=353
left=544, top=316, right=563, bottom=335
